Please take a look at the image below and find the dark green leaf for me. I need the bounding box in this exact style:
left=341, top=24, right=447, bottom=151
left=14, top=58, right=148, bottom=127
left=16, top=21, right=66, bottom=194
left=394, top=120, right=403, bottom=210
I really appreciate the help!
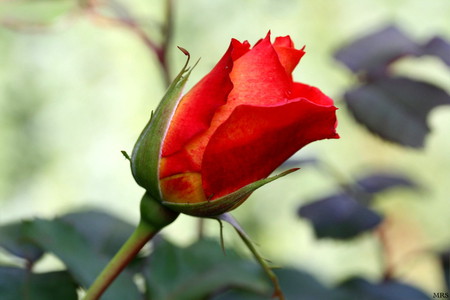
left=355, top=172, right=418, bottom=194
left=213, top=268, right=349, bottom=300
left=0, top=221, right=44, bottom=263
left=298, top=193, right=382, bottom=239
left=338, top=277, right=430, bottom=300
left=23, top=218, right=141, bottom=300
left=345, top=77, right=450, bottom=148
left=424, top=37, right=450, bottom=67
left=335, top=26, right=421, bottom=76
left=144, top=238, right=268, bottom=300
left=439, top=250, right=449, bottom=290
left=0, top=267, right=77, bottom=300
left=59, top=210, right=135, bottom=258
left=279, top=157, right=320, bottom=169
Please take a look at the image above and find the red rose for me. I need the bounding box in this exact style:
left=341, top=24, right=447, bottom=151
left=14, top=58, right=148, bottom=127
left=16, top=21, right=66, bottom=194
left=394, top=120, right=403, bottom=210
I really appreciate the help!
left=132, top=33, right=338, bottom=217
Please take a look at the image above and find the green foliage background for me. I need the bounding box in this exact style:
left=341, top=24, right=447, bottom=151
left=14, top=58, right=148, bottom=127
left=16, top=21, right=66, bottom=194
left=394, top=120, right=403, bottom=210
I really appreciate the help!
left=1, top=0, right=449, bottom=295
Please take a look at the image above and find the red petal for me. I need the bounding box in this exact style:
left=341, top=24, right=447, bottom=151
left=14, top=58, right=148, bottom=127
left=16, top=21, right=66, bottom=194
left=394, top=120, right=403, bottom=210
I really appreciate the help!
left=182, top=34, right=294, bottom=158
left=226, top=34, right=292, bottom=107
left=160, top=35, right=338, bottom=205
left=162, top=39, right=250, bottom=158
left=161, top=34, right=294, bottom=178
left=273, top=36, right=305, bottom=77
left=202, top=99, right=338, bottom=199
left=160, top=148, right=196, bottom=178
left=274, top=36, right=294, bottom=48
left=292, top=82, right=334, bottom=106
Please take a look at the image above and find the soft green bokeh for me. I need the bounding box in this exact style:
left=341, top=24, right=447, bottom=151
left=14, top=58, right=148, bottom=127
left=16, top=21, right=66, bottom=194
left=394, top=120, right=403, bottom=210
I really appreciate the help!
left=1, top=0, right=449, bottom=293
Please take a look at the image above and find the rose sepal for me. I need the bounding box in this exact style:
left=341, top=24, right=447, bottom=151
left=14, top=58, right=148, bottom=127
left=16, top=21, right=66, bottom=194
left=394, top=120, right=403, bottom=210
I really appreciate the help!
left=161, top=168, right=299, bottom=217
left=131, top=48, right=197, bottom=201
left=216, top=213, right=285, bottom=300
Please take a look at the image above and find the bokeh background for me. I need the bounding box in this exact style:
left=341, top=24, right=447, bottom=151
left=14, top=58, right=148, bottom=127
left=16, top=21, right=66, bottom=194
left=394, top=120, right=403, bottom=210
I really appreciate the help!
left=1, top=0, right=449, bottom=296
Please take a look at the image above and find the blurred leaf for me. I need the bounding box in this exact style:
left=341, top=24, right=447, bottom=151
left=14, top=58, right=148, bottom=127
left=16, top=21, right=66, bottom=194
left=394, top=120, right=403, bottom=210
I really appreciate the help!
left=1, top=79, right=52, bottom=201
left=0, top=221, right=44, bottom=263
left=345, top=77, right=450, bottom=148
left=338, top=277, right=430, bottom=300
left=23, top=218, right=141, bottom=300
left=335, top=26, right=421, bottom=76
left=279, top=157, right=320, bottom=169
left=355, top=172, right=418, bottom=194
left=213, top=268, right=349, bottom=300
left=212, top=291, right=269, bottom=300
left=0, top=266, right=77, bottom=300
left=270, top=269, right=348, bottom=300
left=144, top=238, right=268, bottom=300
left=298, top=193, right=382, bottom=239
left=439, top=250, right=450, bottom=290
left=424, top=37, right=450, bottom=67
left=0, top=0, right=75, bottom=26
left=59, top=210, right=135, bottom=258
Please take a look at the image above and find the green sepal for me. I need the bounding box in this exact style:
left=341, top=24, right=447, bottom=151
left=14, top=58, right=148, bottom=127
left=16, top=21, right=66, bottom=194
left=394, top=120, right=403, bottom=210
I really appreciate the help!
left=140, top=192, right=179, bottom=229
left=131, top=51, right=197, bottom=201
left=162, top=168, right=299, bottom=217
left=217, top=213, right=285, bottom=300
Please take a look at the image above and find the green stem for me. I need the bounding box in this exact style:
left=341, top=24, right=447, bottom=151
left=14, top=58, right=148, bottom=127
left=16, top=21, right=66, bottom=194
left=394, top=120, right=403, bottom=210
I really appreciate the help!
left=83, top=220, right=157, bottom=300
left=83, top=192, right=179, bottom=300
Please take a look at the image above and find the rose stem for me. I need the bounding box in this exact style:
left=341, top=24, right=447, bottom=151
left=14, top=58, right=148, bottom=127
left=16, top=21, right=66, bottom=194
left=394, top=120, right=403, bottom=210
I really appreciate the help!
left=83, top=192, right=178, bottom=300
left=82, top=220, right=157, bottom=300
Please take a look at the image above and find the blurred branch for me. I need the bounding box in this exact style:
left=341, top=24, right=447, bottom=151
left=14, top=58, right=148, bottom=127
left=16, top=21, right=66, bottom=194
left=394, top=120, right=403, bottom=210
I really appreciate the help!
left=376, top=222, right=395, bottom=280
left=376, top=219, right=441, bottom=283
left=0, top=10, right=80, bottom=33
left=161, top=0, right=174, bottom=86
left=0, top=0, right=175, bottom=87
left=83, top=0, right=174, bottom=87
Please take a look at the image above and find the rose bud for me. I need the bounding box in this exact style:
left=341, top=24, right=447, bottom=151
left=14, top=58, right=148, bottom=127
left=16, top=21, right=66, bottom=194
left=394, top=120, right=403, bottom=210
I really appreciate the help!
left=132, top=33, right=338, bottom=217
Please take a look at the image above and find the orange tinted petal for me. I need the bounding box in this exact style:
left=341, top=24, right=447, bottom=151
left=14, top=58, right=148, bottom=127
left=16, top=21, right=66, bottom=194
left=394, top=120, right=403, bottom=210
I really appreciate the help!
left=160, top=172, right=206, bottom=204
